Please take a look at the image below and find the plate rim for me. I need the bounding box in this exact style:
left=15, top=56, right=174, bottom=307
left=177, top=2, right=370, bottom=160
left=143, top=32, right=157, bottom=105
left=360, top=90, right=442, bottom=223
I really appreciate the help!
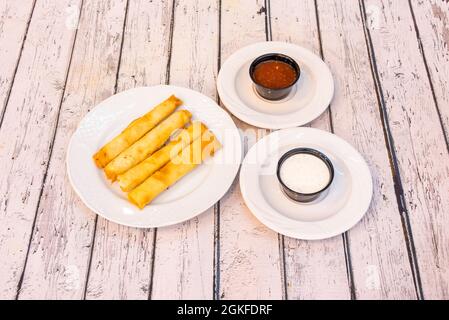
left=239, top=127, right=373, bottom=240
left=67, top=84, right=242, bottom=228
left=217, top=41, right=334, bottom=129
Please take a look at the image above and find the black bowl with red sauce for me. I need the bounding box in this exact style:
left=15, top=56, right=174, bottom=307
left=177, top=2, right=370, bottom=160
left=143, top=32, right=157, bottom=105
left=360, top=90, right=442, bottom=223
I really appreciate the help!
left=249, top=53, right=300, bottom=101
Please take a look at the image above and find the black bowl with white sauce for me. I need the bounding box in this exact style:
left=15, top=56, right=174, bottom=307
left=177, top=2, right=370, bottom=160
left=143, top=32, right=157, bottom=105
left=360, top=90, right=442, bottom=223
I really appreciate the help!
left=276, top=148, right=334, bottom=203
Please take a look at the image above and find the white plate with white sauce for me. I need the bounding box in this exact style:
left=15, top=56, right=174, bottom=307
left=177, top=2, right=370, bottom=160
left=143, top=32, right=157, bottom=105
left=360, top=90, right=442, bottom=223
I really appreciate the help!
left=67, top=85, right=242, bottom=228
left=239, top=127, right=373, bottom=240
left=217, top=41, right=334, bottom=129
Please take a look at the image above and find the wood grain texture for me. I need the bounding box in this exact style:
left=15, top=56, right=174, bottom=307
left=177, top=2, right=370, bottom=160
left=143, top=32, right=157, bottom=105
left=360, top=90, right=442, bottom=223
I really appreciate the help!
left=316, top=0, right=416, bottom=299
left=218, top=0, right=284, bottom=299
left=17, top=0, right=128, bottom=299
left=0, top=0, right=447, bottom=300
left=0, top=0, right=82, bottom=299
left=410, top=0, right=449, bottom=136
left=149, top=0, right=218, bottom=300
left=0, top=0, right=35, bottom=121
left=364, top=0, right=449, bottom=299
left=271, top=0, right=351, bottom=300
left=85, top=0, right=173, bottom=300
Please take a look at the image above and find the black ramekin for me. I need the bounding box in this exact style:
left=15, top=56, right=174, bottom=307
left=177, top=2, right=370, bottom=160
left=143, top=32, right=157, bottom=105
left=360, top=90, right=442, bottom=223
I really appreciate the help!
left=276, top=148, right=334, bottom=203
left=249, top=53, right=301, bottom=101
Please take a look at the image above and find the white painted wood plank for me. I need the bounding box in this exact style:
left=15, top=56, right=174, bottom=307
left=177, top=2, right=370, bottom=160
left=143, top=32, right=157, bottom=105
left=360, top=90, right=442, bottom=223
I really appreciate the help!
left=0, top=0, right=82, bottom=299
left=17, top=0, right=128, bottom=299
left=86, top=223, right=155, bottom=300
left=218, top=0, right=284, bottom=300
left=316, top=0, right=416, bottom=299
left=0, top=0, right=35, bottom=119
left=86, top=0, right=173, bottom=300
left=365, top=0, right=449, bottom=299
left=271, top=0, right=351, bottom=300
left=150, top=0, right=219, bottom=300
left=410, top=0, right=449, bottom=135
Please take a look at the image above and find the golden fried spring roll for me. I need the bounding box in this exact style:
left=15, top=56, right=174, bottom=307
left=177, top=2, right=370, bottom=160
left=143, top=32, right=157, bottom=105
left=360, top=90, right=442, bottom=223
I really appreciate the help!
left=128, top=130, right=222, bottom=209
left=104, top=110, right=192, bottom=181
left=117, top=122, right=208, bottom=192
left=93, top=95, right=182, bottom=168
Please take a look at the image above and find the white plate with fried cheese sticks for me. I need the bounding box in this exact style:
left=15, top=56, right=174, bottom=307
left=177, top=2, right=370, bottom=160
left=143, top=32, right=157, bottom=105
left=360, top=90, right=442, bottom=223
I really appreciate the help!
left=67, top=85, right=242, bottom=228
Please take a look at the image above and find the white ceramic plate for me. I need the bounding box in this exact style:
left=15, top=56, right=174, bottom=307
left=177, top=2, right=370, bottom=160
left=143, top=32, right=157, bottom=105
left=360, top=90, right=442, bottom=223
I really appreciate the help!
left=67, top=85, right=242, bottom=228
left=240, top=127, right=372, bottom=240
left=217, top=41, right=334, bottom=129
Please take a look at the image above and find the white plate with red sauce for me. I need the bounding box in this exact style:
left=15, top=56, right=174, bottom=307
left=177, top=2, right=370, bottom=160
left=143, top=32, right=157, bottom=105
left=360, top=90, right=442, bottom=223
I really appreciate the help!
left=217, top=42, right=334, bottom=129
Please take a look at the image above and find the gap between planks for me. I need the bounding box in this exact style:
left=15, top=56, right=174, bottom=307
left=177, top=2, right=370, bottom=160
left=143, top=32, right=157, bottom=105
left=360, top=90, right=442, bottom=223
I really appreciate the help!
left=264, top=0, right=290, bottom=301
left=358, top=0, right=425, bottom=299
left=213, top=0, right=223, bottom=300
left=406, top=0, right=449, bottom=154
left=148, top=0, right=176, bottom=300
left=314, top=0, right=356, bottom=298
left=15, top=0, right=86, bottom=299
left=82, top=0, right=132, bottom=300
left=0, top=0, right=37, bottom=129
left=313, top=0, right=356, bottom=300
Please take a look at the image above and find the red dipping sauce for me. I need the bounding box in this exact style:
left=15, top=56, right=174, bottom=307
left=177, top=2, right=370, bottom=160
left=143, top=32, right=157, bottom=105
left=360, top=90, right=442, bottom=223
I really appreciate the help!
left=253, top=60, right=298, bottom=89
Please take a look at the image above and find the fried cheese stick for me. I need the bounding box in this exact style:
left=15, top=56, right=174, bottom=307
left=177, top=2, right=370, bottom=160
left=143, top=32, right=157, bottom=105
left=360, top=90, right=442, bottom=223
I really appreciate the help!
left=117, top=121, right=208, bottom=192
left=93, top=95, right=182, bottom=168
left=104, top=110, right=191, bottom=181
left=128, top=129, right=221, bottom=209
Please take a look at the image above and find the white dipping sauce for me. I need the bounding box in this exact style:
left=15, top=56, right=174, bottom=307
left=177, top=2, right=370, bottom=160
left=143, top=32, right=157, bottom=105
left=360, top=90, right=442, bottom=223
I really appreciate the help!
left=280, top=153, right=330, bottom=194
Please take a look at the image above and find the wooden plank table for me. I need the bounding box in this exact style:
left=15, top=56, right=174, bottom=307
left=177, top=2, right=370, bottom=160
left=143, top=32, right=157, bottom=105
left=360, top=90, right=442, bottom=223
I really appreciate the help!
left=0, top=0, right=447, bottom=300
